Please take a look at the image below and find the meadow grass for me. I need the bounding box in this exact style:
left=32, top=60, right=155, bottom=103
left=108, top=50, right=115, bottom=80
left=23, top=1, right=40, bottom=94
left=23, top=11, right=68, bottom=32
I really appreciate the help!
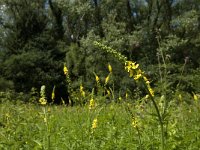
left=0, top=98, right=200, bottom=150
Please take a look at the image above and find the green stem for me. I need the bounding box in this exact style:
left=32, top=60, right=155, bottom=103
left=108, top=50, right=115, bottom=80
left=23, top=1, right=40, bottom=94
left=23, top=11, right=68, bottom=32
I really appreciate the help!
left=125, top=104, right=143, bottom=150
left=43, top=106, right=50, bottom=150
left=136, top=125, right=142, bottom=150
left=144, top=80, right=165, bottom=150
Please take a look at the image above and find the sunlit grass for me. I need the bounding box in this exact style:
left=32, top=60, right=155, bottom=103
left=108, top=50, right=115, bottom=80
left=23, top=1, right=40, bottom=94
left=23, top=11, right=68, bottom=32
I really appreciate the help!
left=0, top=98, right=200, bottom=149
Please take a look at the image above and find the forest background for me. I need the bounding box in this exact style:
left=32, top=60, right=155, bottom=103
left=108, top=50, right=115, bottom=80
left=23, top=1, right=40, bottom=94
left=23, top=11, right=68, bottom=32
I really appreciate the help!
left=0, top=0, right=200, bottom=102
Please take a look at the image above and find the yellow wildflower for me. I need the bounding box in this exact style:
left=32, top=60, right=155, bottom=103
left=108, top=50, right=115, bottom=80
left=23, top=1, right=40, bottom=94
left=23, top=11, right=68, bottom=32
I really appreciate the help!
left=51, top=92, right=55, bottom=100
left=134, top=73, right=142, bottom=80
left=133, top=63, right=139, bottom=69
left=105, top=75, right=110, bottom=85
left=51, top=86, right=55, bottom=101
left=44, top=117, right=47, bottom=123
left=132, top=118, right=138, bottom=128
left=39, top=97, right=47, bottom=105
left=125, top=61, right=139, bottom=71
left=61, top=98, right=65, bottom=105
left=118, top=96, right=122, bottom=102
left=192, top=92, right=198, bottom=101
left=80, top=85, right=84, bottom=91
left=147, top=85, right=154, bottom=97
left=106, top=90, right=111, bottom=96
left=91, top=118, right=98, bottom=130
left=143, top=76, right=148, bottom=81
left=125, top=61, right=131, bottom=72
left=145, top=95, right=149, bottom=99
left=89, top=98, right=95, bottom=110
left=143, top=76, right=150, bottom=84
left=125, top=92, right=128, bottom=99
left=137, top=69, right=143, bottom=74
left=82, top=91, right=85, bottom=97
left=80, top=85, right=86, bottom=97
left=63, top=64, right=68, bottom=75
left=108, top=63, right=112, bottom=73
left=125, top=61, right=140, bottom=78
left=129, top=70, right=134, bottom=77
left=146, top=80, right=150, bottom=84
left=95, top=75, right=100, bottom=83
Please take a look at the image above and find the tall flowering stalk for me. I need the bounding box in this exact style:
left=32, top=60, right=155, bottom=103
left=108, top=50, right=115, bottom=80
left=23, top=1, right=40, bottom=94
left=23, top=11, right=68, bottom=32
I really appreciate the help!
left=125, top=103, right=143, bottom=150
left=63, top=63, right=73, bottom=105
left=80, top=84, right=86, bottom=98
left=91, top=118, right=98, bottom=133
left=39, top=85, right=47, bottom=105
left=94, top=41, right=165, bottom=150
left=108, top=63, right=112, bottom=73
left=51, top=86, right=55, bottom=103
left=39, top=85, right=51, bottom=149
left=89, top=97, right=95, bottom=110
left=104, top=63, right=112, bottom=86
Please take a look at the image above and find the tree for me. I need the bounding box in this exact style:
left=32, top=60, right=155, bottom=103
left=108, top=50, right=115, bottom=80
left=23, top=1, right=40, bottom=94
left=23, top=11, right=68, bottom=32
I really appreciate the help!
left=0, top=0, right=69, bottom=102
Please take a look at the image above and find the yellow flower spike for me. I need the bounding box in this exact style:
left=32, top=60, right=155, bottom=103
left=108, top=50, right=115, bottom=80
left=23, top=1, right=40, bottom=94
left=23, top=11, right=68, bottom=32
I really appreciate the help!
left=51, top=86, right=55, bottom=101
left=132, top=118, right=138, bottom=128
left=51, top=91, right=55, bottom=100
left=192, top=92, right=198, bottom=101
left=132, top=63, right=139, bottom=70
left=80, top=85, right=86, bottom=97
left=105, top=75, right=110, bottom=85
left=137, top=69, right=143, bottom=74
left=63, top=64, right=68, bottom=75
left=143, top=76, right=148, bottom=81
left=143, top=75, right=150, bottom=84
left=91, top=118, right=98, bottom=130
left=106, top=90, right=111, bottom=96
left=125, top=61, right=140, bottom=78
left=145, top=95, right=149, bottom=99
left=129, top=70, right=134, bottom=77
left=44, top=117, right=47, bottom=123
left=82, top=91, right=86, bottom=97
left=118, top=96, right=122, bottom=102
left=145, top=80, right=150, bottom=84
left=95, top=74, right=100, bottom=84
left=149, top=87, right=154, bottom=97
left=125, top=61, right=131, bottom=72
left=134, top=73, right=142, bottom=80
left=61, top=98, right=65, bottom=105
left=89, top=98, right=95, bottom=110
left=80, top=85, right=83, bottom=92
left=39, top=97, right=47, bottom=105
left=125, top=92, right=128, bottom=99
left=108, top=63, right=112, bottom=73
left=125, top=61, right=139, bottom=70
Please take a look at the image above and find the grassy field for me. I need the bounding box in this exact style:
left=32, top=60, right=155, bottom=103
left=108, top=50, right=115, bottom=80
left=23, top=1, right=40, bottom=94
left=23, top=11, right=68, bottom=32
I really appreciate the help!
left=1, top=97, right=200, bottom=150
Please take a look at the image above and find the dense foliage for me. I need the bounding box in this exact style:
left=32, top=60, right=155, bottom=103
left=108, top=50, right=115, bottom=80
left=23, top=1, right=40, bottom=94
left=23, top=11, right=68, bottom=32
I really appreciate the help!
left=0, top=0, right=200, bottom=101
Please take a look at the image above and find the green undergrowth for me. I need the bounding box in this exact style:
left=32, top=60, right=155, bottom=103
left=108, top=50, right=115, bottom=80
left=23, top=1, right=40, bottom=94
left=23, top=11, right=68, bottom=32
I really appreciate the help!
left=0, top=98, right=200, bottom=150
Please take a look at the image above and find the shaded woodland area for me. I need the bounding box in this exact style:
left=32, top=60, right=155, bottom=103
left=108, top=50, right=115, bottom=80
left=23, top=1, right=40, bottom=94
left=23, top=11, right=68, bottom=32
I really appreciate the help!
left=0, top=0, right=200, bottom=102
